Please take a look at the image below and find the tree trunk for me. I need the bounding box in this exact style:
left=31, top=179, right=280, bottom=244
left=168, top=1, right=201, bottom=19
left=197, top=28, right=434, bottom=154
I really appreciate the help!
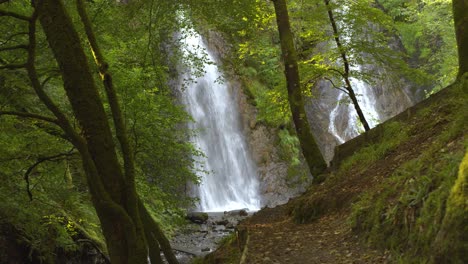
left=324, top=0, right=370, bottom=131
left=433, top=149, right=468, bottom=263
left=138, top=199, right=179, bottom=264
left=453, top=0, right=468, bottom=79
left=36, top=0, right=149, bottom=262
left=272, top=0, right=327, bottom=175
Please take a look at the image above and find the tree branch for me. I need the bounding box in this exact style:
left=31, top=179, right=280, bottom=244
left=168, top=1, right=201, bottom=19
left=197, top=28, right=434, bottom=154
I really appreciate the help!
left=0, top=63, right=27, bottom=70
left=0, top=110, right=59, bottom=124
left=0, top=44, right=29, bottom=52
left=24, top=148, right=76, bottom=201
left=0, top=32, right=28, bottom=45
left=323, top=77, right=349, bottom=95
left=327, top=67, right=346, bottom=78
left=0, top=9, right=30, bottom=21
left=40, top=74, right=56, bottom=88
left=76, top=0, right=135, bottom=182
left=27, top=3, right=85, bottom=150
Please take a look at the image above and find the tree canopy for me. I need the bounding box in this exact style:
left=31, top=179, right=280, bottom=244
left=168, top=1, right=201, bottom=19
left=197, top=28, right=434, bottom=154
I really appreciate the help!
left=0, top=0, right=464, bottom=263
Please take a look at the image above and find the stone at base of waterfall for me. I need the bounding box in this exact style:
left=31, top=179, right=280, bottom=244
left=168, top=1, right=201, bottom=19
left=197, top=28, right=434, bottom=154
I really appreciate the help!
left=224, top=208, right=249, bottom=216
left=186, top=212, right=209, bottom=224
left=201, top=247, right=210, bottom=252
left=215, top=219, right=229, bottom=226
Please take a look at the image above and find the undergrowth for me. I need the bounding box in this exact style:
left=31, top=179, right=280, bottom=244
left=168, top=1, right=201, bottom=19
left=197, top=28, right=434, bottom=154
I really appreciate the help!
left=194, top=233, right=241, bottom=264
left=337, top=121, right=409, bottom=176
left=291, top=120, right=409, bottom=223
left=349, top=82, right=467, bottom=263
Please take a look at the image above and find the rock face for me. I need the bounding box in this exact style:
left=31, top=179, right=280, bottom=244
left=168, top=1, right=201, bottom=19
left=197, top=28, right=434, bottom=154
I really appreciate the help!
left=306, top=73, right=416, bottom=163
left=236, top=84, right=309, bottom=207
left=203, top=30, right=308, bottom=208
left=304, top=45, right=427, bottom=163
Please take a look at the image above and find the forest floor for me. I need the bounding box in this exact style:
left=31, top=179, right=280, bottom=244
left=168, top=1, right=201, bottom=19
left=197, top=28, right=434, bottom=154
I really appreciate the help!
left=234, top=119, right=435, bottom=264
left=199, top=85, right=466, bottom=263
left=237, top=207, right=389, bottom=264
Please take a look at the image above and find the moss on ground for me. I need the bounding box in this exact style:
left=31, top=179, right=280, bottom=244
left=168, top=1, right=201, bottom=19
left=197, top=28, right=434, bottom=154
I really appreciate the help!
left=349, top=81, right=467, bottom=263
left=194, top=233, right=242, bottom=264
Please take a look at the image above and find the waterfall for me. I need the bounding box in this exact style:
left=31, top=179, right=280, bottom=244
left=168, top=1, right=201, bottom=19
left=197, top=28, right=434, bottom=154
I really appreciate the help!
left=328, top=72, right=380, bottom=143
left=328, top=4, right=381, bottom=143
left=180, top=28, right=261, bottom=212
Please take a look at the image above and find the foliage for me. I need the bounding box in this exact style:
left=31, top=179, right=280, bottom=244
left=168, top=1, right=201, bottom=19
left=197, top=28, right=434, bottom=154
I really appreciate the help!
left=0, top=114, right=105, bottom=258
left=0, top=0, right=463, bottom=261
left=378, top=0, right=458, bottom=89
left=193, top=233, right=242, bottom=264
left=189, top=0, right=454, bottom=167
left=0, top=0, right=201, bottom=259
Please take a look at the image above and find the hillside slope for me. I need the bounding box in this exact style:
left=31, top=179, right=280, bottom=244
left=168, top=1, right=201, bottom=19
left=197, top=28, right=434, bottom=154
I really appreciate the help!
left=199, top=79, right=467, bottom=263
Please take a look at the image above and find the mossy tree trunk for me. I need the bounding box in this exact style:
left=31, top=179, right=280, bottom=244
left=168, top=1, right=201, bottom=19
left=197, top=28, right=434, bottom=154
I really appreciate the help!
left=271, top=0, right=327, bottom=175
left=324, top=0, right=370, bottom=131
left=430, top=3, right=468, bottom=261
left=453, top=0, right=468, bottom=78
left=434, top=149, right=468, bottom=263
left=32, top=0, right=178, bottom=263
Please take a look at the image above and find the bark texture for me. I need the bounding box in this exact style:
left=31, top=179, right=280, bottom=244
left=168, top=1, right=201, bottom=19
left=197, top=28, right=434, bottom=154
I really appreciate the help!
left=272, top=0, right=327, bottom=175
left=74, top=1, right=179, bottom=263
left=35, top=0, right=161, bottom=263
left=433, top=148, right=468, bottom=263
left=453, top=0, right=468, bottom=78
left=324, top=0, right=370, bottom=131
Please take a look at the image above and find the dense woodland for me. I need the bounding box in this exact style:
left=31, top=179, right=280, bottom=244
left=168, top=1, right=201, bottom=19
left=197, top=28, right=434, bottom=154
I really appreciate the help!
left=0, top=0, right=466, bottom=263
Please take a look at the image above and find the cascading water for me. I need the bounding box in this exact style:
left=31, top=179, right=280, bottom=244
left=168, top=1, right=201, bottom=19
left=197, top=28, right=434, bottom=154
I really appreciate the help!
left=328, top=4, right=381, bottom=143
left=180, top=28, right=261, bottom=212
left=328, top=71, right=380, bottom=143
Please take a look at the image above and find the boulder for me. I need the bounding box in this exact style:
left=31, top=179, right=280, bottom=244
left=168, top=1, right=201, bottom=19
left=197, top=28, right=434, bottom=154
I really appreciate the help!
left=215, top=219, right=229, bottom=226
left=224, top=209, right=249, bottom=216
left=186, top=212, right=209, bottom=224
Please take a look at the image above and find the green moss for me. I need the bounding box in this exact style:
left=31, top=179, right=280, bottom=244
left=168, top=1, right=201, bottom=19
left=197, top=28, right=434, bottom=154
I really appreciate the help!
left=339, top=121, right=409, bottom=175
left=195, top=233, right=241, bottom=264
left=431, top=150, right=468, bottom=263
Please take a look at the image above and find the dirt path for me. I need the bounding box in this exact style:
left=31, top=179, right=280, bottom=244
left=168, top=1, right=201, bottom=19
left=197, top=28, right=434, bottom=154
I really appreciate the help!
left=239, top=205, right=390, bottom=264
left=235, top=100, right=456, bottom=264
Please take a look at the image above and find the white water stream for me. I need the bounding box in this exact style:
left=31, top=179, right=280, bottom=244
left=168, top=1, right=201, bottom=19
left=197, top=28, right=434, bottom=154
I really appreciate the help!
left=328, top=72, right=380, bottom=143
left=180, top=29, right=261, bottom=212
left=327, top=4, right=381, bottom=143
